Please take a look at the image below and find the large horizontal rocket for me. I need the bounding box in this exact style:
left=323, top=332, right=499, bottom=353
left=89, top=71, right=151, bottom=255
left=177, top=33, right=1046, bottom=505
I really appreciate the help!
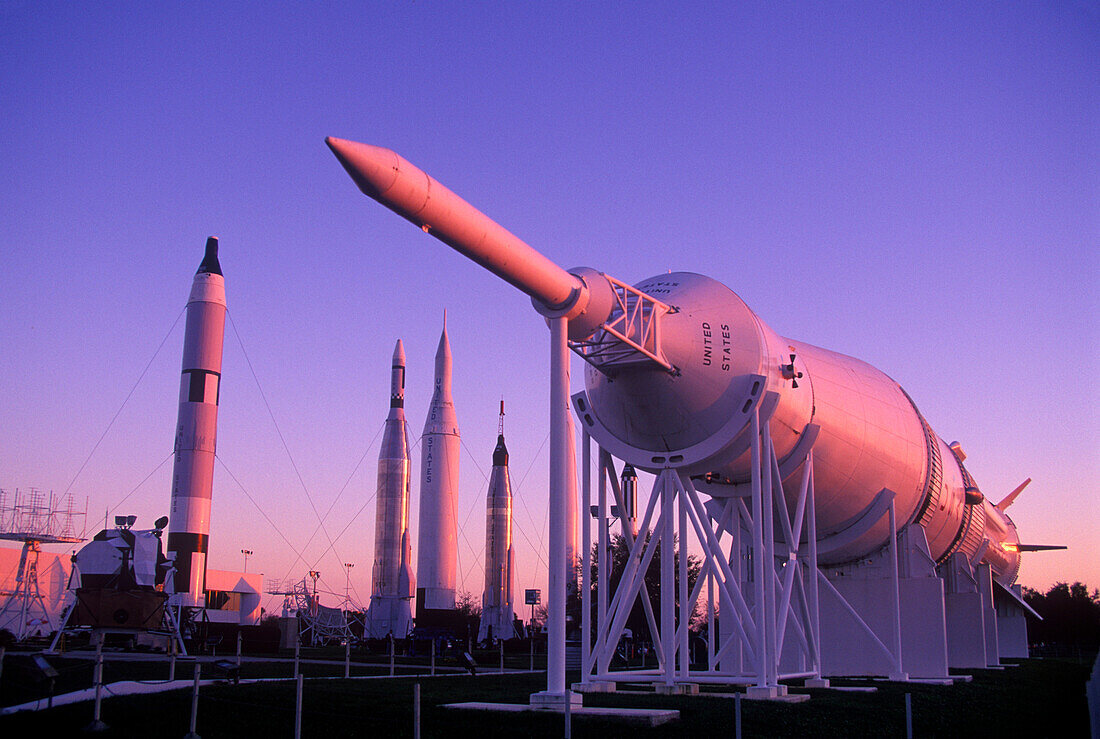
left=326, top=138, right=1025, bottom=586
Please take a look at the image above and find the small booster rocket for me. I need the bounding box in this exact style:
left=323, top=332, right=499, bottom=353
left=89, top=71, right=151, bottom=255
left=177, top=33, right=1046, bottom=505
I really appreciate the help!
left=478, top=401, right=518, bottom=642
left=366, top=340, right=416, bottom=638
left=167, top=237, right=226, bottom=607
left=416, top=319, right=460, bottom=617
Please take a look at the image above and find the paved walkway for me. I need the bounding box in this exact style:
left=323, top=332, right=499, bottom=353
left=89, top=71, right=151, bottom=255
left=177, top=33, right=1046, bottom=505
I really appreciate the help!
left=1, top=669, right=545, bottom=716
left=445, top=701, right=679, bottom=727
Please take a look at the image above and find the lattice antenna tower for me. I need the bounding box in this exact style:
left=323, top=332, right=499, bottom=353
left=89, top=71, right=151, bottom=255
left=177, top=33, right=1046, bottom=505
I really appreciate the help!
left=0, top=488, right=88, bottom=640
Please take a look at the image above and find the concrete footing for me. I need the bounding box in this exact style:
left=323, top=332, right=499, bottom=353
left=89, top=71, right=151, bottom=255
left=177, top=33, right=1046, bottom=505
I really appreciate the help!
left=529, top=690, right=582, bottom=708
left=572, top=681, right=617, bottom=693
left=746, top=683, right=792, bottom=699
left=687, top=689, right=810, bottom=703
left=445, top=702, right=679, bottom=727
left=655, top=682, right=699, bottom=695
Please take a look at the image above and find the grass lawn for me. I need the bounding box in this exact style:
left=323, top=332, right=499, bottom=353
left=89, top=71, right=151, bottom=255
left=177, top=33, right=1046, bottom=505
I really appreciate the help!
left=1, top=655, right=1093, bottom=737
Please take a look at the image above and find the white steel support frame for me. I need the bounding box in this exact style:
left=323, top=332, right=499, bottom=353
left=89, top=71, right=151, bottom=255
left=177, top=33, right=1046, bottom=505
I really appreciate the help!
left=580, top=428, right=592, bottom=679
left=587, top=449, right=665, bottom=674
left=532, top=315, right=577, bottom=705
left=580, top=401, right=829, bottom=690
left=808, top=484, right=909, bottom=680
left=568, top=275, right=675, bottom=373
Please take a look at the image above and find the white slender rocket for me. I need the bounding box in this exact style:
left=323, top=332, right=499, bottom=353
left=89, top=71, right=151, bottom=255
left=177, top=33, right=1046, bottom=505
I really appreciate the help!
left=417, top=316, right=459, bottom=614
left=478, top=401, right=518, bottom=642
left=366, top=340, right=416, bottom=637
left=167, top=237, right=226, bottom=607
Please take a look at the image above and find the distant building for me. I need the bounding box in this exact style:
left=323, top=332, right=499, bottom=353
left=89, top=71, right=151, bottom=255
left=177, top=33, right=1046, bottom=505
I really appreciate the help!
left=202, top=569, right=263, bottom=625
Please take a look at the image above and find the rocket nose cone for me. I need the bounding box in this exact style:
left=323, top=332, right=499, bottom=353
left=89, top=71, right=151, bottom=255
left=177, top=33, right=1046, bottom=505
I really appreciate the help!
left=493, top=434, right=509, bottom=466
left=393, top=339, right=406, bottom=366
left=198, top=236, right=222, bottom=276
left=434, top=323, right=452, bottom=361
left=325, top=137, right=400, bottom=198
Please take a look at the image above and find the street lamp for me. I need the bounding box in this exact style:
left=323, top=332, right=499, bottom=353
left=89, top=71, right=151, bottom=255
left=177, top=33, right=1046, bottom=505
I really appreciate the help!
left=241, top=548, right=253, bottom=573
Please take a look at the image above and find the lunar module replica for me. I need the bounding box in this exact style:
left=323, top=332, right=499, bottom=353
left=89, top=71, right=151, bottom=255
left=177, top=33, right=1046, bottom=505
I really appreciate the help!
left=327, top=138, right=1051, bottom=704
left=49, top=515, right=185, bottom=653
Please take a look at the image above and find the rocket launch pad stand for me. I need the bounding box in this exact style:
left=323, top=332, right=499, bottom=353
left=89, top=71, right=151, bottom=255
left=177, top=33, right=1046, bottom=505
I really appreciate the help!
left=579, top=392, right=835, bottom=693
left=577, top=391, right=934, bottom=692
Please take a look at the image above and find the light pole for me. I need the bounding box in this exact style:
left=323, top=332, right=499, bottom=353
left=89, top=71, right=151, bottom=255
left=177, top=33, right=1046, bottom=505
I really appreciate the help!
left=344, top=563, right=354, bottom=606
left=308, top=570, right=321, bottom=605
left=241, top=549, right=253, bottom=573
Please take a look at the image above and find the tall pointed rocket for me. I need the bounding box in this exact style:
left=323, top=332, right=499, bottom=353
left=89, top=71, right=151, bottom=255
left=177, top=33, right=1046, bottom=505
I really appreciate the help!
left=417, top=316, right=459, bottom=617
left=366, top=339, right=416, bottom=637
left=478, top=401, right=518, bottom=642
left=167, top=237, right=226, bottom=607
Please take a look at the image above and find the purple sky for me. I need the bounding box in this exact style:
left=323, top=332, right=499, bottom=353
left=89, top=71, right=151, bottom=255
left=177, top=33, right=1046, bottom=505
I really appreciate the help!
left=1, top=3, right=1096, bottom=613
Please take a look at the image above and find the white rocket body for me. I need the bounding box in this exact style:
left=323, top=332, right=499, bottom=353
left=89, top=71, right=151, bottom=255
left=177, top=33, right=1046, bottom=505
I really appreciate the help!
left=581, top=272, right=1022, bottom=581
left=366, top=340, right=416, bottom=638
left=325, top=138, right=1025, bottom=587
left=417, top=324, right=460, bottom=612
left=167, top=237, right=226, bottom=607
left=478, top=412, right=518, bottom=642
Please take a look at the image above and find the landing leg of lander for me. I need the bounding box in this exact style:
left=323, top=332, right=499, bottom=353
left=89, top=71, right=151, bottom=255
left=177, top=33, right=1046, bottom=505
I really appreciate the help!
left=46, top=560, right=81, bottom=653
left=46, top=599, right=76, bottom=653
left=163, top=602, right=188, bottom=656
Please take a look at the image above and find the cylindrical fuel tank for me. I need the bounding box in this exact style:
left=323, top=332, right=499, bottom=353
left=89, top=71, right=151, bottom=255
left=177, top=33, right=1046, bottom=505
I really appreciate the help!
left=582, top=272, right=1021, bottom=582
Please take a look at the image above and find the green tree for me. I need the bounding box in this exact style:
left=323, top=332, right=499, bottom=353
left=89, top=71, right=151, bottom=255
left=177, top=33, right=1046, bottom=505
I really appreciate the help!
left=588, top=532, right=702, bottom=645
left=1022, top=581, right=1100, bottom=647
left=454, top=589, right=482, bottom=641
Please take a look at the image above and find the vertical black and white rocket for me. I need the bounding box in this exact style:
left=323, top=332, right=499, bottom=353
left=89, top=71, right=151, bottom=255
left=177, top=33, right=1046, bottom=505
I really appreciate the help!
left=478, top=402, right=518, bottom=642
left=366, top=340, right=416, bottom=637
left=167, top=237, right=226, bottom=608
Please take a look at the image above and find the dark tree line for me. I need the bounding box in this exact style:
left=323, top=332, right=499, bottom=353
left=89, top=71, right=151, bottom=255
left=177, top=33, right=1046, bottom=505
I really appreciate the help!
left=1022, top=581, right=1100, bottom=647
left=586, top=532, right=703, bottom=644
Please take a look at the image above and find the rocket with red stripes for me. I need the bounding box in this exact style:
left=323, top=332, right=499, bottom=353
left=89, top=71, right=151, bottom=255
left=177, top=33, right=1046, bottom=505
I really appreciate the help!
left=167, top=237, right=226, bottom=608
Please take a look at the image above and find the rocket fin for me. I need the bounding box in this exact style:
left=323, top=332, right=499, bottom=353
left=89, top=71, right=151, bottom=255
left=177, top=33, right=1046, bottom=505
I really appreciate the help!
left=996, top=478, right=1031, bottom=511
left=1013, top=544, right=1067, bottom=552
